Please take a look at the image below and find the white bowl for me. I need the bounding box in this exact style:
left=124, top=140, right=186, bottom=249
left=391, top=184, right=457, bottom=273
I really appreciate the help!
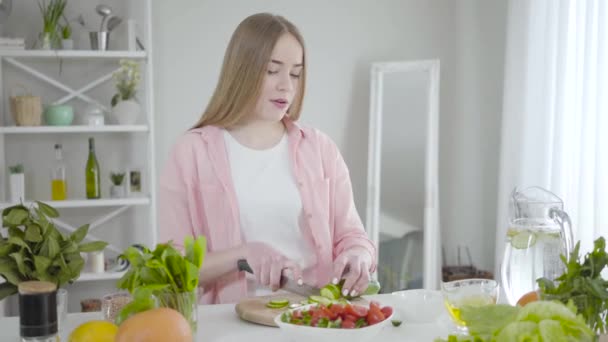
left=274, top=303, right=394, bottom=342
left=391, top=289, right=444, bottom=324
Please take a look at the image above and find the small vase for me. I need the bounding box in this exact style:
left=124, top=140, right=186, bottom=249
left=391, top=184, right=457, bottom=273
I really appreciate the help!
left=155, top=290, right=199, bottom=333
left=111, top=99, right=141, bottom=125
left=40, top=32, right=52, bottom=50
left=9, top=173, right=24, bottom=203
left=39, top=32, right=59, bottom=50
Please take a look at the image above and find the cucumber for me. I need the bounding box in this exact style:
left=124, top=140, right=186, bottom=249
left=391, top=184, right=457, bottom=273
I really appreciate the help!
left=308, top=295, right=332, bottom=306
left=266, top=298, right=289, bottom=309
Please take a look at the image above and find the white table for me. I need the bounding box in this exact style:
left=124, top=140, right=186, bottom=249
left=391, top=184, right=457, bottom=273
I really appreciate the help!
left=0, top=294, right=451, bottom=341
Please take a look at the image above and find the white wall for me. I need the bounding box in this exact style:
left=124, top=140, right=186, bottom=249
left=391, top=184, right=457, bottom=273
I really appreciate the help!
left=152, top=1, right=507, bottom=273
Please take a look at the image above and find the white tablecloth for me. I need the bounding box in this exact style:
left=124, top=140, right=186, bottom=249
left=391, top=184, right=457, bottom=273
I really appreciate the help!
left=0, top=294, right=452, bottom=341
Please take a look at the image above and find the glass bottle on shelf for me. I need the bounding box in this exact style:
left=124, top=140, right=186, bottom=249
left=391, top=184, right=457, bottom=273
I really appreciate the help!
left=85, top=137, right=101, bottom=199
left=50, top=144, right=67, bottom=201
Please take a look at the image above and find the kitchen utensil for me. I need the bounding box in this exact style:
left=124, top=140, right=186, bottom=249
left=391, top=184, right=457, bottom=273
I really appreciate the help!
left=235, top=292, right=307, bottom=327
left=106, top=15, right=122, bottom=32
left=95, top=4, right=112, bottom=32
left=237, top=259, right=321, bottom=297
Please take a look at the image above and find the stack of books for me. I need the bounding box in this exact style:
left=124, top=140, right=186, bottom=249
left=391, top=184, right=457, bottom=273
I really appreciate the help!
left=0, top=37, right=24, bottom=50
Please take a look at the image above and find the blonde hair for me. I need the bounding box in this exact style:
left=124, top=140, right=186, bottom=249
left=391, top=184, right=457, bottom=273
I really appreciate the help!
left=193, top=13, right=306, bottom=129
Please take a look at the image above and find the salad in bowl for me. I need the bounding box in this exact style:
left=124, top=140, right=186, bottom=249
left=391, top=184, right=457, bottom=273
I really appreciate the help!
left=274, top=301, right=394, bottom=342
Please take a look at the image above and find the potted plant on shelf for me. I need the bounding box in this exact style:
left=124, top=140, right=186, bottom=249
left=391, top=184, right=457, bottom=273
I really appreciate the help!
left=110, top=172, right=126, bottom=198
left=37, top=0, right=67, bottom=50
left=60, top=17, right=73, bottom=49
left=8, top=164, right=25, bottom=203
left=0, top=201, right=108, bottom=300
left=111, top=59, right=142, bottom=125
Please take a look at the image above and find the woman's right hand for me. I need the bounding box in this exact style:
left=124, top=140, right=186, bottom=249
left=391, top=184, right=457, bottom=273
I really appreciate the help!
left=245, top=242, right=303, bottom=291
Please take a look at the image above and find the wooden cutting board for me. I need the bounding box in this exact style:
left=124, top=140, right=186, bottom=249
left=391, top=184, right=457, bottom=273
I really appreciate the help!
left=235, top=293, right=307, bottom=327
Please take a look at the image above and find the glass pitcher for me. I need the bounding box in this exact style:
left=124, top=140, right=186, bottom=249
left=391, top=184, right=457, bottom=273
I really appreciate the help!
left=500, top=186, right=573, bottom=305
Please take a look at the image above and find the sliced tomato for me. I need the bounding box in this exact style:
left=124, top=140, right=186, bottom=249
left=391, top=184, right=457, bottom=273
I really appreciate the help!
left=380, top=306, right=393, bottom=318
left=329, top=304, right=344, bottom=316
left=367, top=311, right=384, bottom=325
left=341, top=320, right=356, bottom=329
left=343, top=313, right=358, bottom=322
left=345, top=304, right=368, bottom=318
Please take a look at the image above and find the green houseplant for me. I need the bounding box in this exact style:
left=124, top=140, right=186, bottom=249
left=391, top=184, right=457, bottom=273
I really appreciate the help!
left=110, top=172, right=126, bottom=198
left=111, top=59, right=142, bottom=125
left=60, top=16, right=73, bottom=49
left=37, top=0, right=67, bottom=50
left=116, top=236, right=206, bottom=332
left=0, top=201, right=108, bottom=299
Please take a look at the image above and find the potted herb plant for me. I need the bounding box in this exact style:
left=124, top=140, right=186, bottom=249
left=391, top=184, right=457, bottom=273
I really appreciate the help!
left=111, top=59, right=142, bottom=125
left=0, top=201, right=108, bottom=300
left=8, top=164, right=25, bottom=203
left=60, top=17, right=73, bottom=49
left=116, top=236, right=206, bottom=333
left=37, top=0, right=67, bottom=50
left=110, top=172, right=126, bottom=198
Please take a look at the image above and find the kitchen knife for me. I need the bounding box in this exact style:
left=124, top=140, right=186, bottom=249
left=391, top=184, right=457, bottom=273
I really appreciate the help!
left=237, top=259, right=322, bottom=297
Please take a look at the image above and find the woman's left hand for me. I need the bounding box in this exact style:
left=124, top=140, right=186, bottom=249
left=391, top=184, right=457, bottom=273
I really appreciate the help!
left=332, top=247, right=373, bottom=297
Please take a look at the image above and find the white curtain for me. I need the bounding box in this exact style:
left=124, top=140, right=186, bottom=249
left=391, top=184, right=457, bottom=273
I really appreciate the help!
left=495, top=0, right=608, bottom=274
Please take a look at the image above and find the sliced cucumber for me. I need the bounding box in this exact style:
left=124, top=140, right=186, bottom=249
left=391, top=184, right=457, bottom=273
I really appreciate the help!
left=266, top=298, right=289, bottom=309
left=363, top=279, right=381, bottom=295
left=392, top=320, right=403, bottom=327
left=308, top=295, right=332, bottom=306
left=320, top=283, right=342, bottom=300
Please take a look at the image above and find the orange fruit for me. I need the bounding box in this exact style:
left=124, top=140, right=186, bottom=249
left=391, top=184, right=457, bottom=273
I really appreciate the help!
left=516, top=290, right=539, bottom=306
left=115, top=307, right=193, bottom=342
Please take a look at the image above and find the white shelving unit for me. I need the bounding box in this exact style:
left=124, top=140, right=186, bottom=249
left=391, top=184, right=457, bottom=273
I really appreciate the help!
left=0, top=0, right=156, bottom=300
left=0, top=125, right=148, bottom=133
left=0, top=50, right=147, bottom=59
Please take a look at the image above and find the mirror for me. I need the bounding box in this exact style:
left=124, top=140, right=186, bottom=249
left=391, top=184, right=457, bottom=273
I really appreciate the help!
left=366, top=60, right=440, bottom=292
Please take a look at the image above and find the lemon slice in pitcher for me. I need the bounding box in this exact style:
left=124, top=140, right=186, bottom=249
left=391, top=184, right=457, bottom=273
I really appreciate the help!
left=511, top=230, right=537, bottom=249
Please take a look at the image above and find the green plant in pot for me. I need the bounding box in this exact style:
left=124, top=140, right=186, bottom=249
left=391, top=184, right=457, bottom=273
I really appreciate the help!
left=115, top=236, right=206, bottom=332
left=0, top=201, right=108, bottom=299
left=60, top=16, right=73, bottom=49
left=110, top=172, right=126, bottom=198
left=37, top=0, right=67, bottom=50
left=111, top=59, right=142, bottom=125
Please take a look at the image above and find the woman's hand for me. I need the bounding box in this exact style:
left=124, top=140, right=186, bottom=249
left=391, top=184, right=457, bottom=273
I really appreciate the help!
left=246, top=242, right=303, bottom=291
left=332, top=247, right=373, bottom=297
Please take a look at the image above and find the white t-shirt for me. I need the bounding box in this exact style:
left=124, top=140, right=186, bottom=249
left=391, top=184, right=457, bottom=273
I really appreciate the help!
left=223, top=130, right=316, bottom=297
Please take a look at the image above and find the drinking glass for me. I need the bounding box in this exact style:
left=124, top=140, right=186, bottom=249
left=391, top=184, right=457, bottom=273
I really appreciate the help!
left=101, top=292, right=132, bottom=323
left=441, top=278, right=498, bottom=335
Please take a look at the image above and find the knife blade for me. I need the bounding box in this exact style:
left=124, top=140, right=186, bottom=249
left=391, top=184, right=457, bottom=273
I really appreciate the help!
left=237, top=259, right=322, bottom=297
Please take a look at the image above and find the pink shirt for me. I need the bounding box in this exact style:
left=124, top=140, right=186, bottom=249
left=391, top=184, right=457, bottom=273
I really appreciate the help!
left=158, top=118, right=377, bottom=304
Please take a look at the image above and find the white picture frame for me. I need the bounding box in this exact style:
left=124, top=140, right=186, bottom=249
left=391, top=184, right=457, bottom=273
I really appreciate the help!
left=126, top=167, right=143, bottom=196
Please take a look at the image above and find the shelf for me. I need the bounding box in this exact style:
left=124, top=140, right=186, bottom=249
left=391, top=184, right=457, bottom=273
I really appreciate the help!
left=0, top=197, right=150, bottom=209
left=0, top=50, right=147, bottom=59
left=0, top=125, right=149, bottom=134
left=76, top=271, right=127, bottom=282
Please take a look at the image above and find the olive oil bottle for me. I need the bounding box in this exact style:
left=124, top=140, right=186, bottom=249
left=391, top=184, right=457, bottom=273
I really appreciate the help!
left=85, top=137, right=100, bottom=199
left=50, top=144, right=67, bottom=200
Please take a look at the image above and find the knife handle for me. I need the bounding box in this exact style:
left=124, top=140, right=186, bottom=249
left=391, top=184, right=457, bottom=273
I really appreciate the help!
left=237, top=259, right=254, bottom=273
left=238, top=259, right=295, bottom=287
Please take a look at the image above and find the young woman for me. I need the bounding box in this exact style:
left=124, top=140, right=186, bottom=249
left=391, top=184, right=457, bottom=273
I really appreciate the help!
left=159, top=12, right=376, bottom=304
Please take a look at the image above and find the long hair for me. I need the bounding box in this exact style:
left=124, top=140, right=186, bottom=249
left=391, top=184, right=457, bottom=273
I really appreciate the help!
left=192, top=13, right=306, bottom=129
